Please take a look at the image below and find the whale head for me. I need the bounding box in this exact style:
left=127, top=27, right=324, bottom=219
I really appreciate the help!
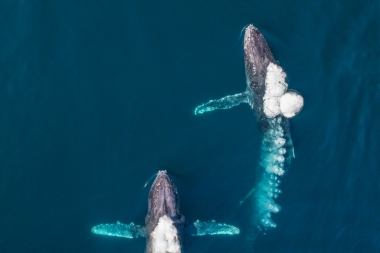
left=149, top=171, right=179, bottom=217
left=146, top=171, right=184, bottom=233
left=244, top=25, right=276, bottom=84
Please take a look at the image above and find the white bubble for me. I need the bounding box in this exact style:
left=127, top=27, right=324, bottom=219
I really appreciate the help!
left=275, top=166, right=285, bottom=176
left=280, top=91, right=304, bottom=118
left=276, top=155, right=285, bottom=163
left=151, top=215, right=180, bottom=253
left=265, top=63, right=288, bottom=97
left=274, top=138, right=286, bottom=147
left=263, top=63, right=292, bottom=118
left=278, top=148, right=286, bottom=155
left=267, top=165, right=285, bottom=176
left=263, top=97, right=281, bottom=118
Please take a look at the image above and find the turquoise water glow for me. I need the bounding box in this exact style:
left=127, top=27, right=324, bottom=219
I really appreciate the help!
left=0, top=0, right=379, bottom=252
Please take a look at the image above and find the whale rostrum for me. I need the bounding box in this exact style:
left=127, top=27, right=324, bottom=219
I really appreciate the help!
left=91, top=171, right=239, bottom=252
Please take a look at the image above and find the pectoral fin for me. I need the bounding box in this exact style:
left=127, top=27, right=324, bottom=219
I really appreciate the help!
left=91, top=221, right=146, bottom=238
left=194, top=91, right=250, bottom=115
left=187, top=220, right=240, bottom=236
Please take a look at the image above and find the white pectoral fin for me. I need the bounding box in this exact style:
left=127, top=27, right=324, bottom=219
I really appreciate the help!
left=91, top=221, right=146, bottom=238
left=194, top=91, right=249, bottom=115
left=187, top=220, right=240, bottom=236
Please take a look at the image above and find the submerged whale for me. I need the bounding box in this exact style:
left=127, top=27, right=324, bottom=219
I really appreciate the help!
left=194, top=25, right=304, bottom=229
left=92, top=170, right=239, bottom=252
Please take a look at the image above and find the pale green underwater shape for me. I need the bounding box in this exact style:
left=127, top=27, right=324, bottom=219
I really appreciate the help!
left=192, top=220, right=240, bottom=236
left=91, top=221, right=146, bottom=238
left=194, top=91, right=249, bottom=115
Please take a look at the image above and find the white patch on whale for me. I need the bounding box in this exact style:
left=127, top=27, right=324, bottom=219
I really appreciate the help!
left=263, top=63, right=304, bottom=118
left=263, top=63, right=288, bottom=118
left=151, top=215, right=181, bottom=253
left=263, top=97, right=281, bottom=118
left=265, top=63, right=288, bottom=97
left=280, top=91, right=304, bottom=118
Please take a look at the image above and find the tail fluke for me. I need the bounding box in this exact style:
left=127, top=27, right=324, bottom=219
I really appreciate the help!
left=91, top=221, right=146, bottom=238
left=194, top=91, right=249, bottom=115
left=187, top=220, right=240, bottom=236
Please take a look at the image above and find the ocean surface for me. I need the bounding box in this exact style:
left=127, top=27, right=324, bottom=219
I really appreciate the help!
left=0, top=0, right=379, bottom=252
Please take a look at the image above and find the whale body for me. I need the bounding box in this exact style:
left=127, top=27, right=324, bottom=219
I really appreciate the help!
left=91, top=171, right=239, bottom=252
left=194, top=25, right=304, bottom=229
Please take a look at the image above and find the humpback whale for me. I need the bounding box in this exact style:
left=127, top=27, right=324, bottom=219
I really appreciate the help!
left=194, top=25, right=304, bottom=229
left=92, top=170, right=239, bottom=253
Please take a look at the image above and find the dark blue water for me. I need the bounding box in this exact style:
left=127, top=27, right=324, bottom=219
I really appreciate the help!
left=0, top=1, right=379, bottom=252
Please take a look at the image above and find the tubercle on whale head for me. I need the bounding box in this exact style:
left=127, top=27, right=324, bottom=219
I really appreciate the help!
left=156, top=170, right=167, bottom=177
